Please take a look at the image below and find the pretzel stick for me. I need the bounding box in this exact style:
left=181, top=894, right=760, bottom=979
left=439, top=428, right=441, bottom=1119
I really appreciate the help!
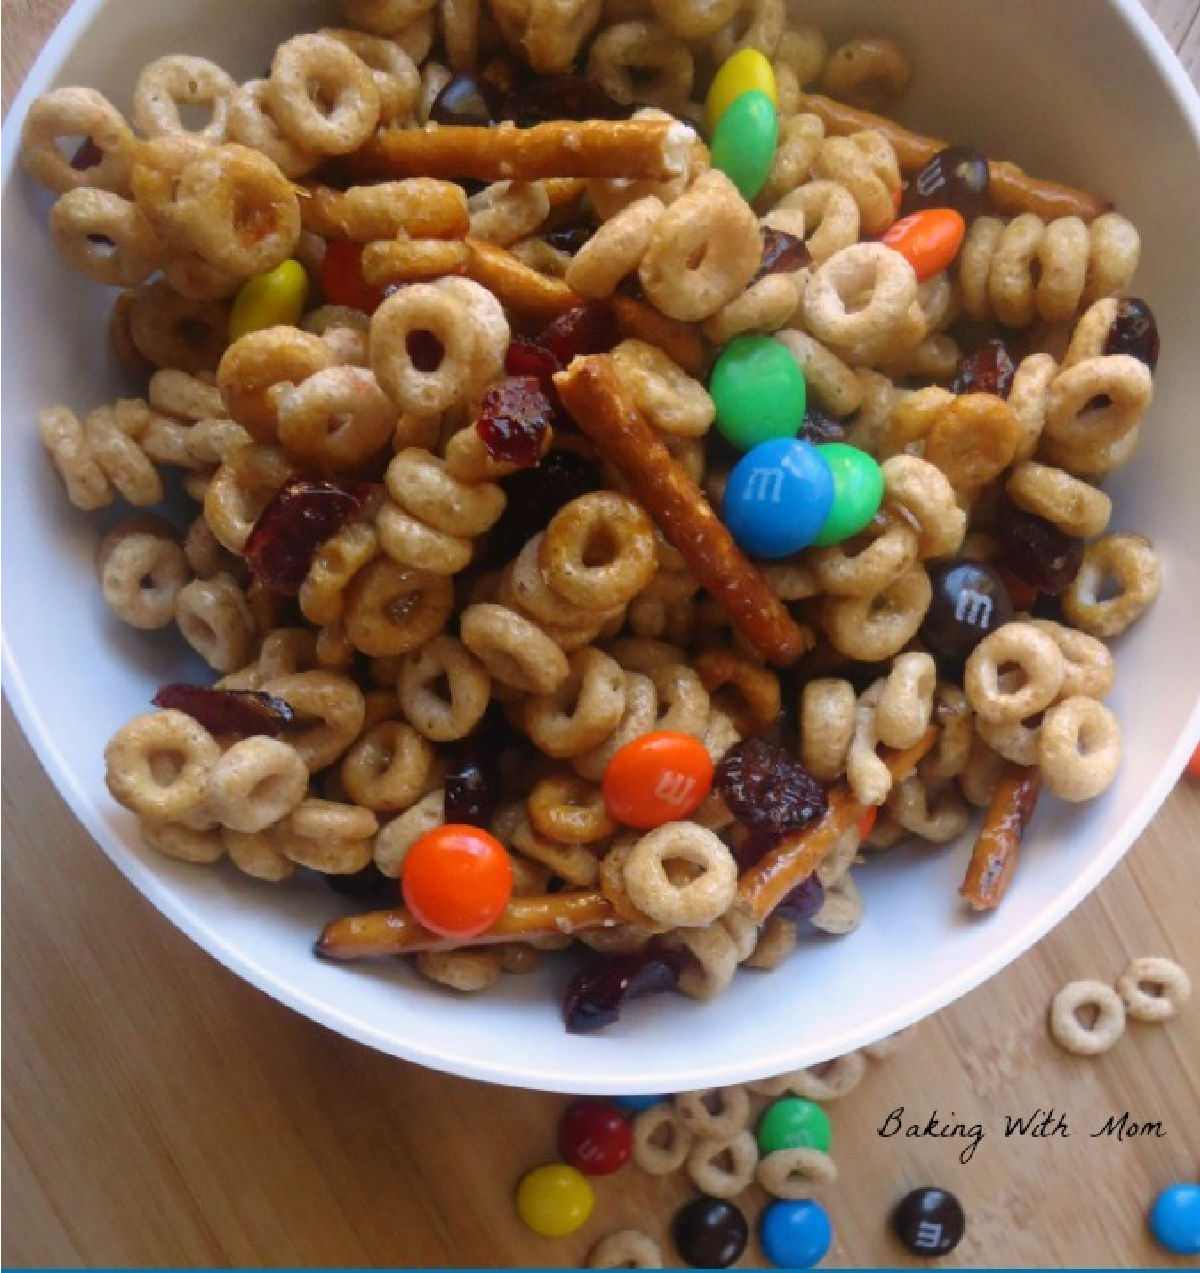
left=543, top=176, right=588, bottom=209
left=316, top=891, right=619, bottom=958
left=298, top=179, right=469, bottom=241
left=362, top=237, right=470, bottom=288
left=960, top=764, right=1041, bottom=912
left=736, top=730, right=938, bottom=924
left=798, top=93, right=1111, bottom=223
left=611, top=293, right=707, bottom=379
left=464, top=237, right=580, bottom=319
left=348, top=119, right=696, bottom=182
left=555, top=356, right=811, bottom=666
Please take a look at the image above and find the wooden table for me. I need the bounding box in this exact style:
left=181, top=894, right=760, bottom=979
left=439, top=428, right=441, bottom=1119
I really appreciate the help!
left=3, top=3, right=1199, bottom=1266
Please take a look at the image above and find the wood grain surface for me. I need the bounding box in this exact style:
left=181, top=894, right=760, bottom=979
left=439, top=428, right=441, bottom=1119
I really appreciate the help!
left=3, top=2, right=1199, bottom=1267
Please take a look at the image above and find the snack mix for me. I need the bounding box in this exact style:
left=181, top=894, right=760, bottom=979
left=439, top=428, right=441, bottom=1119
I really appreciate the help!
left=22, top=0, right=1163, bottom=1029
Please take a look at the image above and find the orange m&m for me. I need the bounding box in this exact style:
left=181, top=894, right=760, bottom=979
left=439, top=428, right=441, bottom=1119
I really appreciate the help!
left=401, top=824, right=513, bottom=938
left=880, top=208, right=966, bottom=282
left=601, top=730, right=714, bottom=829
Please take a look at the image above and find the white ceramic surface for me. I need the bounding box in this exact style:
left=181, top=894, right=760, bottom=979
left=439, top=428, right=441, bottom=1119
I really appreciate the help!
left=4, top=0, right=1200, bottom=1094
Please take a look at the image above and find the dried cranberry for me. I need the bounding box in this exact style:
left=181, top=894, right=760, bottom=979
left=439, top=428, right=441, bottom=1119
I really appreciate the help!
left=563, top=949, right=684, bottom=1033
left=995, top=499, right=1084, bottom=595
left=429, top=71, right=503, bottom=127
left=320, top=239, right=385, bottom=313
left=751, top=227, right=811, bottom=284
left=774, top=872, right=825, bottom=923
left=799, top=405, right=847, bottom=445
left=482, top=449, right=604, bottom=565
left=950, top=337, right=1016, bottom=397
left=1103, top=297, right=1159, bottom=372
left=475, top=375, right=555, bottom=467
left=713, top=738, right=828, bottom=835
left=538, top=302, right=619, bottom=366
left=505, top=335, right=562, bottom=388
left=244, top=477, right=372, bottom=593
left=152, top=684, right=295, bottom=735
left=444, top=751, right=502, bottom=828
left=542, top=223, right=596, bottom=257
left=901, top=145, right=991, bottom=221
left=506, top=75, right=627, bottom=126
left=70, top=137, right=103, bottom=170
left=919, top=559, right=1014, bottom=669
left=324, top=863, right=399, bottom=903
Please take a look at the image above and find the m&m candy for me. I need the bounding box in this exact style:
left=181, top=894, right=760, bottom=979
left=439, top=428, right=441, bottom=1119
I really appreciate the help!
left=1149, top=1183, right=1200, bottom=1256
left=759, top=1199, right=833, bottom=1268
left=710, top=89, right=778, bottom=202
left=756, top=1097, right=832, bottom=1155
left=602, top=730, right=713, bottom=829
left=811, top=442, right=883, bottom=546
left=672, top=1196, right=748, bottom=1268
left=880, top=208, right=966, bottom=283
left=722, top=438, right=834, bottom=558
left=706, top=48, right=777, bottom=132
left=229, top=259, right=308, bottom=341
left=558, top=1100, right=632, bottom=1176
left=400, top=824, right=513, bottom=938
left=515, top=1163, right=594, bottom=1237
left=891, top=1186, right=965, bottom=1258
left=611, top=1093, right=666, bottom=1112
left=710, top=334, right=807, bottom=451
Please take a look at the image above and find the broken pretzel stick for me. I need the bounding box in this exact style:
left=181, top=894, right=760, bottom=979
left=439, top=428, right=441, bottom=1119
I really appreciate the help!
left=611, top=292, right=706, bottom=379
left=555, top=355, right=811, bottom=666
left=349, top=119, right=696, bottom=183
left=317, top=890, right=620, bottom=959
left=298, top=179, right=470, bottom=241
left=799, top=93, right=1111, bottom=223
left=960, top=763, right=1041, bottom=912
left=737, top=730, right=938, bottom=924
left=362, top=237, right=470, bottom=288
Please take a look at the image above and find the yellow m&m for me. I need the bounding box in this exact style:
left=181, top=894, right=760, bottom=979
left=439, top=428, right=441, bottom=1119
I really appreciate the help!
left=705, top=48, right=778, bottom=133
left=229, top=259, right=309, bottom=341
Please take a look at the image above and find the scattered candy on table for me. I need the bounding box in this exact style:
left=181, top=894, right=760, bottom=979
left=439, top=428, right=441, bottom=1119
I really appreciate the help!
left=722, top=437, right=834, bottom=559
left=891, top=1186, right=966, bottom=1258
left=810, top=443, right=884, bottom=547
left=515, top=1163, right=595, bottom=1237
left=756, top=1096, right=832, bottom=1155
left=601, top=730, right=714, bottom=829
left=229, top=259, right=308, bottom=341
left=1185, top=742, right=1200, bottom=781
left=1149, top=1183, right=1200, bottom=1256
left=710, top=334, right=807, bottom=451
left=705, top=48, right=778, bottom=133
left=759, top=1198, right=833, bottom=1268
left=558, top=1100, right=632, bottom=1177
left=671, top=1195, right=749, bottom=1268
left=880, top=208, right=966, bottom=282
left=400, top=824, right=513, bottom=938
left=710, top=90, right=779, bottom=203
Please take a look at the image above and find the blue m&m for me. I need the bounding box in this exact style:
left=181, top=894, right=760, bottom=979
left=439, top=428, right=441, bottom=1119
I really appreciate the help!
left=1149, top=1183, right=1200, bottom=1255
left=610, top=1093, right=666, bottom=1112
left=722, top=438, right=834, bottom=558
left=759, top=1199, right=833, bottom=1268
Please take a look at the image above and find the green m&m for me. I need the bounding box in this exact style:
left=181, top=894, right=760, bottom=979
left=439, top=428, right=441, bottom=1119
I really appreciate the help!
left=811, top=442, right=884, bottom=546
left=757, top=1097, right=832, bottom=1155
left=710, top=334, right=806, bottom=451
left=710, top=89, right=778, bottom=203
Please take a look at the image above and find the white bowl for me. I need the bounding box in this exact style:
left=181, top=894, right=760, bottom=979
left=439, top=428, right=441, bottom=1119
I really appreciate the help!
left=4, top=0, right=1200, bottom=1094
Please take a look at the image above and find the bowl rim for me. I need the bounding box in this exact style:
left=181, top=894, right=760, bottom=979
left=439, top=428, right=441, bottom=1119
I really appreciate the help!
left=3, top=0, right=1200, bottom=1093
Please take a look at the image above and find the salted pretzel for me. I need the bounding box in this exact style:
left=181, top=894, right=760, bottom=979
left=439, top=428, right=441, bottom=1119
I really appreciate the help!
left=960, top=764, right=1041, bottom=911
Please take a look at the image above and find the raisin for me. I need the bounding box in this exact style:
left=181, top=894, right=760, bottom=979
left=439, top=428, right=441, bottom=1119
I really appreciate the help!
left=152, top=684, right=295, bottom=735
left=901, top=145, right=991, bottom=221
left=730, top=827, right=781, bottom=872
left=542, top=223, right=597, bottom=257
left=244, top=477, right=372, bottom=593
left=324, top=863, right=399, bottom=904
left=538, top=301, right=619, bottom=366
left=506, top=75, right=627, bottom=126
left=70, top=137, right=103, bottom=170
left=562, top=948, right=684, bottom=1033
left=1103, top=297, right=1159, bottom=372
left=751, top=227, right=811, bottom=284
left=481, top=449, right=604, bottom=566
left=475, top=375, right=556, bottom=467
left=713, top=738, right=828, bottom=834
left=429, top=71, right=503, bottom=127
left=950, top=338, right=1016, bottom=396
left=774, top=872, right=825, bottom=923
left=995, top=498, right=1084, bottom=596
left=798, top=405, right=847, bottom=445
left=443, top=750, right=502, bottom=828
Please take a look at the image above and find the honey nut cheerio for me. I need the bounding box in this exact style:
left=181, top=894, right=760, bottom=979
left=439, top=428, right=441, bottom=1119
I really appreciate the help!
left=27, top=0, right=1165, bottom=1026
